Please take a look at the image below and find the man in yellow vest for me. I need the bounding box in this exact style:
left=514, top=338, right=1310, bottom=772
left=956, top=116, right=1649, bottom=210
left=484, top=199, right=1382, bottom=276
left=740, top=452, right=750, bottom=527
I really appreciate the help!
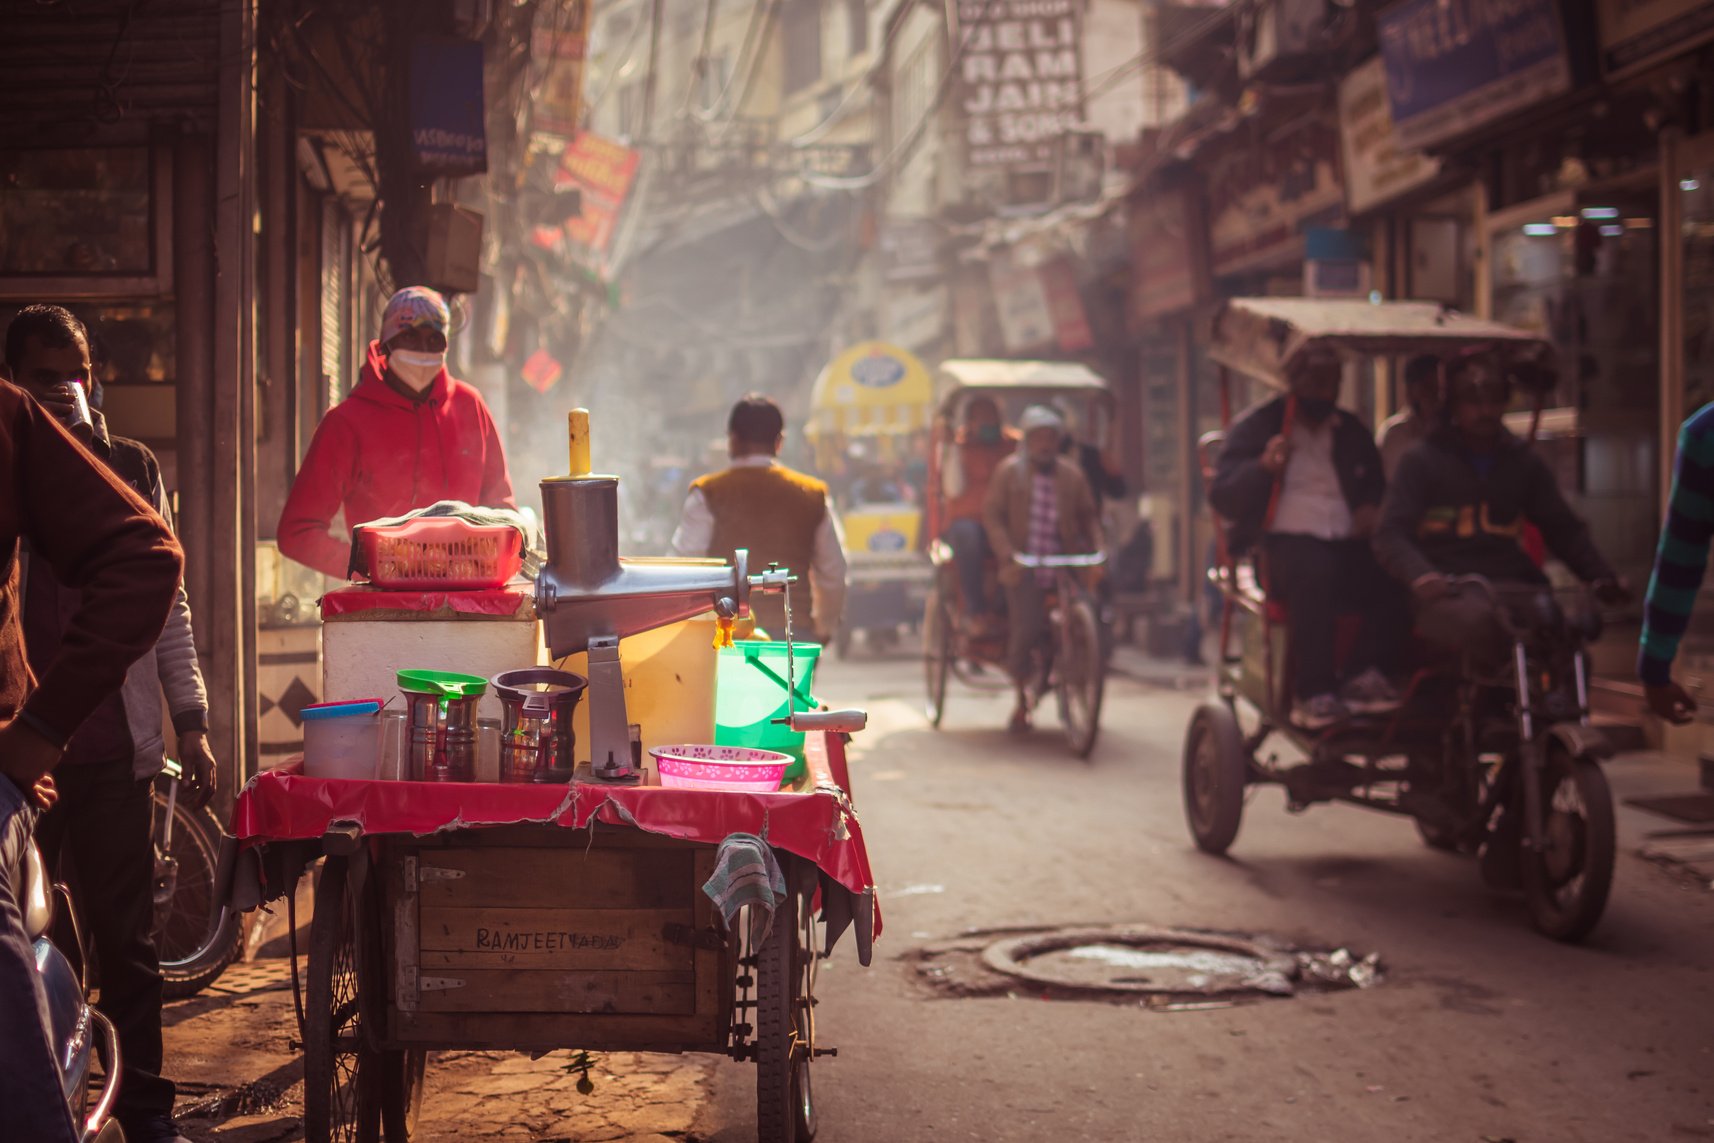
left=672, top=394, right=848, bottom=642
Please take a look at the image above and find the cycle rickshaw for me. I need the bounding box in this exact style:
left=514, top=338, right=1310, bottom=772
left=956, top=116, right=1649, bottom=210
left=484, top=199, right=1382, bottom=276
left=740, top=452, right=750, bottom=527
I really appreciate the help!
left=1183, top=298, right=1620, bottom=942
left=921, top=359, right=1111, bottom=758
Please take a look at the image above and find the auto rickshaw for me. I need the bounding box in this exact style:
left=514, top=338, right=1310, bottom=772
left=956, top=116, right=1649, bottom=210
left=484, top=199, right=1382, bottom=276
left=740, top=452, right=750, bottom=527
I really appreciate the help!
left=922, top=359, right=1113, bottom=757
left=1184, top=297, right=1620, bottom=942
left=807, top=342, right=935, bottom=656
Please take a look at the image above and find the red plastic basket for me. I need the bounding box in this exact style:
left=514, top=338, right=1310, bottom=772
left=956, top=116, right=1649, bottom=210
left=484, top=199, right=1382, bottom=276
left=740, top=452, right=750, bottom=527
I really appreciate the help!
left=356, top=517, right=524, bottom=590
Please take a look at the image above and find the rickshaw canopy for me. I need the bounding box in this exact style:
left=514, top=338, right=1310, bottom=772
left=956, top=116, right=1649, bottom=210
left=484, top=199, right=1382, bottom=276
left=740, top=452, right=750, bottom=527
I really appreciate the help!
left=934, top=358, right=1110, bottom=411
left=1208, top=298, right=1553, bottom=390
left=808, top=341, right=934, bottom=438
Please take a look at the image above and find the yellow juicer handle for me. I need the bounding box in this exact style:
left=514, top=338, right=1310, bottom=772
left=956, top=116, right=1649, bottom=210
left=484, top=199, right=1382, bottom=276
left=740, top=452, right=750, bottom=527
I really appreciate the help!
left=568, top=408, right=592, bottom=476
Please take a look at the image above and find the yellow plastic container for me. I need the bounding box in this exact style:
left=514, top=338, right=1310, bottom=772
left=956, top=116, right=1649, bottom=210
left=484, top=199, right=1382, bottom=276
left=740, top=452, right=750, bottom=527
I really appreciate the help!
left=561, top=614, right=719, bottom=759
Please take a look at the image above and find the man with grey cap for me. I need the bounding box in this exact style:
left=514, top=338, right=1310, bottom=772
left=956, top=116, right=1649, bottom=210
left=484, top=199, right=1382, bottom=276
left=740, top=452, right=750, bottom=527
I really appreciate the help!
left=983, top=404, right=1101, bottom=733
left=278, top=285, right=516, bottom=578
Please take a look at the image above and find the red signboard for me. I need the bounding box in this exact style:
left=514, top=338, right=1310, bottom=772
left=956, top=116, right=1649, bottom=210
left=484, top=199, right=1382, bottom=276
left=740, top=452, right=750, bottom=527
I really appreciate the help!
left=531, top=0, right=592, bottom=138
left=1127, top=186, right=1206, bottom=326
left=532, top=131, right=640, bottom=278
left=1038, top=257, right=1094, bottom=353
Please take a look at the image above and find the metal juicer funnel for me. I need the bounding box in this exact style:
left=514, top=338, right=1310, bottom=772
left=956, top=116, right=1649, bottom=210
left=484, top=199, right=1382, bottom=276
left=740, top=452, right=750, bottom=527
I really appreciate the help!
left=535, top=474, right=749, bottom=658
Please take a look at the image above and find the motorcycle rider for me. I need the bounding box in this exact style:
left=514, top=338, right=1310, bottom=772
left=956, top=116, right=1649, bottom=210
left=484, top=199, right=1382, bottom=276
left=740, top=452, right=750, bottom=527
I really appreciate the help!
left=0, top=373, right=182, bottom=1143
left=1373, top=356, right=1627, bottom=667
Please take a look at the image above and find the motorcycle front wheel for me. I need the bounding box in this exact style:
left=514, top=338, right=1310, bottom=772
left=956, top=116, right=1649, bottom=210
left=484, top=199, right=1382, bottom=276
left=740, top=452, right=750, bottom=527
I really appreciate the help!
left=1521, top=742, right=1616, bottom=943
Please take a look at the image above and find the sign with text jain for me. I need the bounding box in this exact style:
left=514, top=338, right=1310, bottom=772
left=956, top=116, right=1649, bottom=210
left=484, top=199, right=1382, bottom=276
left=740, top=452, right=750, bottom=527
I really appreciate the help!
left=1377, top=0, right=1572, bottom=151
left=410, top=38, right=488, bottom=177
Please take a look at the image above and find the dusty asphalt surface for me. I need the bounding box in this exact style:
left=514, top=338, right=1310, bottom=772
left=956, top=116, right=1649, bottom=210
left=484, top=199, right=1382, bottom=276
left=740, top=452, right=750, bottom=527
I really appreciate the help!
left=166, top=647, right=1714, bottom=1142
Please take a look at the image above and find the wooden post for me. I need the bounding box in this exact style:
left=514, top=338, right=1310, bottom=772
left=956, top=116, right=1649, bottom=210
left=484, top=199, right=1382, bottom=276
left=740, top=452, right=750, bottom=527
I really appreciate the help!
left=1175, top=319, right=1196, bottom=607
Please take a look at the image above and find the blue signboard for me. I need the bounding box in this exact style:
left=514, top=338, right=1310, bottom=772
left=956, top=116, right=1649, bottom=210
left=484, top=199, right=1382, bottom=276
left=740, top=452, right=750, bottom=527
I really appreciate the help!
left=410, top=38, right=488, bottom=177
left=1377, top=0, right=1572, bottom=150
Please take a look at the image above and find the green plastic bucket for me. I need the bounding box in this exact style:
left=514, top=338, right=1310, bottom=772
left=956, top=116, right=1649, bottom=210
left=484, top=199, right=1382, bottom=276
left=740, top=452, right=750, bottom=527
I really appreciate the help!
left=714, top=641, right=822, bottom=784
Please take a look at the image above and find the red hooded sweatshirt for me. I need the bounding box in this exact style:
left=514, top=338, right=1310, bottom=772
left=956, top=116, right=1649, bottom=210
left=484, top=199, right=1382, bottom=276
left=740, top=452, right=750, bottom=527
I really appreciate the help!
left=277, top=341, right=517, bottom=578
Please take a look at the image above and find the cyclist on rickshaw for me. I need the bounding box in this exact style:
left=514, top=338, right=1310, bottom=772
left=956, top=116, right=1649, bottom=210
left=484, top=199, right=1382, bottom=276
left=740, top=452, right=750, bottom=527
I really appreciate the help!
left=941, top=395, right=1018, bottom=636
left=1373, top=357, right=1629, bottom=674
left=984, top=404, right=1100, bottom=733
left=1209, top=349, right=1404, bottom=729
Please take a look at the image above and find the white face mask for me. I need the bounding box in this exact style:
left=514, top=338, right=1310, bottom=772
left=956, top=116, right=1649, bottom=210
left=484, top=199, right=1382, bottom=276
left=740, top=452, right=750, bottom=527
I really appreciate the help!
left=389, top=348, right=445, bottom=391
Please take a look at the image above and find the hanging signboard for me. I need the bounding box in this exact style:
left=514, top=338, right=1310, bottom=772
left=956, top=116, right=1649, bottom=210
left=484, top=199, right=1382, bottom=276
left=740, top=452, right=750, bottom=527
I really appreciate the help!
left=1205, top=116, right=1344, bottom=279
left=1339, top=56, right=1441, bottom=215
left=1038, top=258, right=1094, bottom=353
left=409, top=38, right=488, bottom=176
left=533, top=0, right=593, bottom=138
left=1377, top=0, right=1572, bottom=152
left=1127, top=185, right=1206, bottom=325
left=988, top=248, right=1056, bottom=353
left=531, top=131, right=640, bottom=280
left=957, top=0, right=1087, bottom=171
left=1597, top=0, right=1714, bottom=77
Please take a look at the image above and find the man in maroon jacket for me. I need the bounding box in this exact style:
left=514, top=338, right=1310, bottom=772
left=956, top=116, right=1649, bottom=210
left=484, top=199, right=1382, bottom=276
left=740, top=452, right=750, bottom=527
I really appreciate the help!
left=277, top=286, right=517, bottom=578
left=0, top=377, right=183, bottom=1143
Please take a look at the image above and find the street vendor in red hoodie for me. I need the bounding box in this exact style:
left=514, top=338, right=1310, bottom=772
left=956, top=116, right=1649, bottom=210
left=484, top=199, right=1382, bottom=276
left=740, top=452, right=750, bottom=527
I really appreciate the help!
left=277, top=286, right=517, bottom=578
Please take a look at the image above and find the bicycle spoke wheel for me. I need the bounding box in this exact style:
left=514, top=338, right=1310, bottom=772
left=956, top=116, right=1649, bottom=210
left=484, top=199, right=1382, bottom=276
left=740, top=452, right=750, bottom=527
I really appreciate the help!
left=924, top=590, right=951, bottom=728
left=1057, top=597, right=1105, bottom=758
left=152, top=795, right=241, bottom=998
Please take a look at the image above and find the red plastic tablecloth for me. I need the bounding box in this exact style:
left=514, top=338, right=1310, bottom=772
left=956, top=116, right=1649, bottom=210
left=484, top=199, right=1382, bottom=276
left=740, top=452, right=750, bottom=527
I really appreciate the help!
left=320, top=585, right=530, bottom=618
left=230, top=733, right=877, bottom=919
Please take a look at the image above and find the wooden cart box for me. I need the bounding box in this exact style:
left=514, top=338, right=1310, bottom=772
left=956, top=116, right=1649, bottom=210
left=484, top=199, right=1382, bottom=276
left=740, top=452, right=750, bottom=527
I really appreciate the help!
left=380, top=825, right=730, bottom=1053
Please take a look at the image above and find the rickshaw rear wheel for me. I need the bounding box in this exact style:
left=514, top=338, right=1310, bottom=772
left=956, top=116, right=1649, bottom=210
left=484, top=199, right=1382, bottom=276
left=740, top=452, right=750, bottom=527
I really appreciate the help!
left=923, top=589, right=952, bottom=728
left=1414, top=818, right=1463, bottom=853
left=304, top=857, right=382, bottom=1143
left=1521, top=743, right=1616, bottom=943
left=1056, top=596, right=1105, bottom=759
left=1183, top=703, right=1248, bottom=855
left=755, top=888, right=817, bottom=1143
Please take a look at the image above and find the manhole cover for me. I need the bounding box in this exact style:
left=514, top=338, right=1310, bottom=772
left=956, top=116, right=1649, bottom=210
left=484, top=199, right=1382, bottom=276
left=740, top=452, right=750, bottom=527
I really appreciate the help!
left=912, top=924, right=1381, bottom=1006
left=983, top=926, right=1296, bottom=997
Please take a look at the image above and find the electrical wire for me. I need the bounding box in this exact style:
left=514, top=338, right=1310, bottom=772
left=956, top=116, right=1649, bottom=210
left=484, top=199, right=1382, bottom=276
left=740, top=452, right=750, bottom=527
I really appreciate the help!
left=693, top=0, right=781, bottom=142
left=676, top=0, right=722, bottom=116
left=787, top=1, right=916, bottom=149
left=580, top=0, right=652, bottom=125
left=797, top=0, right=1245, bottom=190
left=798, top=0, right=1001, bottom=191
left=688, top=0, right=773, bottom=125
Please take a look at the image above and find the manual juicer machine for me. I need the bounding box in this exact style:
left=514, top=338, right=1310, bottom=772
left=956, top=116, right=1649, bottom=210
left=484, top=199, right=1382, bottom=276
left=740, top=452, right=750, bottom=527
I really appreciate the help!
left=536, top=410, right=863, bottom=783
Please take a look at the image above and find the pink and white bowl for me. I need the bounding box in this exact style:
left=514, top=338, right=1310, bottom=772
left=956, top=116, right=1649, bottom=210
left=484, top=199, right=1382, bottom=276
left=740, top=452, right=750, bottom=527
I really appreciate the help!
left=650, top=745, right=794, bottom=792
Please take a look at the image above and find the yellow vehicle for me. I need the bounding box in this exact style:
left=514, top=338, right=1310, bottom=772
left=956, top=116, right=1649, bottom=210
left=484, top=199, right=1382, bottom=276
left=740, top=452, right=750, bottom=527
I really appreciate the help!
left=807, top=342, right=935, bottom=657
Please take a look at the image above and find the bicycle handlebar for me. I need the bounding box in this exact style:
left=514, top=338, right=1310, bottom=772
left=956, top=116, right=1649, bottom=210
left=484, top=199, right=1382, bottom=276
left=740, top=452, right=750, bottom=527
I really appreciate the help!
left=1011, top=552, right=1107, bottom=569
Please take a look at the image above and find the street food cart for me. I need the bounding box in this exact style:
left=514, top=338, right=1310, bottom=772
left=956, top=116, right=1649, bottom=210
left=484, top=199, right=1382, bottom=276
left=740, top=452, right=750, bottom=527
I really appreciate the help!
left=228, top=413, right=879, bottom=1143
left=806, top=342, right=934, bottom=656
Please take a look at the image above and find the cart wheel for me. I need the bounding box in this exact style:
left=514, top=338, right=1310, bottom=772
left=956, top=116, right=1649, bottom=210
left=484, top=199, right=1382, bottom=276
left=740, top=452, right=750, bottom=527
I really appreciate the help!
left=304, top=858, right=382, bottom=1143
left=381, top=1048, right=427, bottom=1142
left=1521, top=743, right=1616, bottom=943
left=923, top=589, right=952, bottom=728
left=1055, top=597, right=1105, bottom=759
left=1183, top=703, right=1248, bottom=855
left=755, top=891, right=817, bottom=1143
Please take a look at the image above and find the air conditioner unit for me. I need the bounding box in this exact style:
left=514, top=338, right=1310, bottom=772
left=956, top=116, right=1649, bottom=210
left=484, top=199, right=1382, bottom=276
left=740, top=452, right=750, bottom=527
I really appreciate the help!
left=1239, top=0, right=1327, bottom=80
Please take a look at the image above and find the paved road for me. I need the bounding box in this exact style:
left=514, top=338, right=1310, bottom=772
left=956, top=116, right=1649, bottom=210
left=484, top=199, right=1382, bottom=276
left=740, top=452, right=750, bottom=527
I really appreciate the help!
left=697, top=650, right=1714, bottom=1143
left=164, top=648, right=1714, bottom=1142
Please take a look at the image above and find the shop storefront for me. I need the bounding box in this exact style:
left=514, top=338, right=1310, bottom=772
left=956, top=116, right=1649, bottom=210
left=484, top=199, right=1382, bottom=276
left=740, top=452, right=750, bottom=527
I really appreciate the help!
left=1125, top=182, right=1208, bottom=606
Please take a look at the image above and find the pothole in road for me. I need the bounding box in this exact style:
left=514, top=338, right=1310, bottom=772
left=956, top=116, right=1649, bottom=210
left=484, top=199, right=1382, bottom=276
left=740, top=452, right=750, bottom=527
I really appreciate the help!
left=911, top=924, right=1381, bottom=1009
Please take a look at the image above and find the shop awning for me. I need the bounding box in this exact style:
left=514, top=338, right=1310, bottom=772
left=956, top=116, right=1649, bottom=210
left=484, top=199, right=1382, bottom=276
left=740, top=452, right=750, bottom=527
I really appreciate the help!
left=1208, top=297, right=1552, bottom=388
